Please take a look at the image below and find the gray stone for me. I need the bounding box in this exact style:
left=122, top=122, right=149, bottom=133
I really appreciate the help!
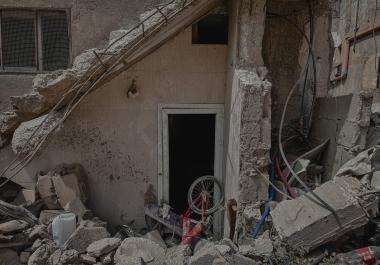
left=20, top=251, right=31, bottom=264
left=48, top=249, right=79, bottom=265
left=219, top=238, right=238, bottom=253
left=0, top=112, right=21, bottom=141
left=28, top=225, right=50, bottom=241
left=86, top=238, right=121, bottom=258
left=190, top=244, right=231, bottom=265
left=143, top=230, right=166, bottom=249
left=0, top=220, right=29, bottom=234
left=100, top=251, right=115, bottom=265
left=115, top=256, right=142, bottom=265
left=28, top=241, right=57, bottom=265
left=0, top=248, right=21, bottom=265
left=80, top=254, right=96, bottom=264
left=10, top=92, right=49, bottom=119
left=193, top=239, right=215, bottom=254
left=238, top=232, right=272, bottom=259
left=371, top=171, right=380, bottom=190
left=39, top=210, right=65, bottom=225
left=114, top=237, right=165, bottom=265
left=231, top=254, right=258, bottom=265
left=271, top=177, right=378, bottom=251
left=165, top=244, right=192, bottom=265
left=63, top=226, right=110, bottom=253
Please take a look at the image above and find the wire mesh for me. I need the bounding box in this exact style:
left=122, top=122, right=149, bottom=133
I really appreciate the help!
left=41, top=12, right=69, bottom=71
left=1, top=11, right=36, bottom=68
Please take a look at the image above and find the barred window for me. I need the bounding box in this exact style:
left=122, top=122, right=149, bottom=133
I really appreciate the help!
left=0, top=9, right=69, bottom=72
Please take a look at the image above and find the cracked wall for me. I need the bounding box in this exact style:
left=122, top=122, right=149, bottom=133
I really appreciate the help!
left=9, top=27, right=228, bottom=228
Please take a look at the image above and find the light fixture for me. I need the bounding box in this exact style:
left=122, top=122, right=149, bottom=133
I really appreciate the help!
left=127, top=79, right=139, bottom=98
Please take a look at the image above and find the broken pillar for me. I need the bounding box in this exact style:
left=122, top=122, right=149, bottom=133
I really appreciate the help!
left=270, top=177, right=378, bottom=251
left=224, top=0, right=271, bottom=239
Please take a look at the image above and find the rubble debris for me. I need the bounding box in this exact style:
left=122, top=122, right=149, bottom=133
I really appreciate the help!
left=63, top=197, right=90, bottom=221
left=165, top=244, right=192, bottom=265
left=0, top=248, right=21, bottom=265
left=238, top=231, right=273, bottom=260
left=0, top=220, right=29, bottom=234
left=335, top=146, right=380, bottom=178
left=11, top=112, right=62, bottom=157
left=52, top=173, right=86, bottom=208
left=79, top=253, right=97, bottom=264
left=39, top=210, right=65, bottom=225
left=20, top=251, right=31, bottom=264
left=271, top=177, right=378, bottom=251
left=0, top=199, right=38, bottom=225
left=371, top=171, right=380, bottom=190
left=189, top=244, right=229, bottom=265
left=36, top=174, right=60, bottom=210
left=63, top=225, right=110, bottom=253
left=0, top=112, right=21, bottom=148
left=143, top=230, right=166, bottom=249
left=27, top=224, right=50, bottom=241
left=114, top=237, right=165, bottom=265
left=86, top=237, right=121, bottom=258
left=100, top=251, right=115, bottom=265
left=28, top=241, right=57, bottom=265
left=13, top=189, right=36, bottom=206
left=49, top=249, right=79, bottom=265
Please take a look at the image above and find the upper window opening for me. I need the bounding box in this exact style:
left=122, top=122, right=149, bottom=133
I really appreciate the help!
left=0, top=9, right=70, bottom=72
left=192, top=14, right=228, bottom=45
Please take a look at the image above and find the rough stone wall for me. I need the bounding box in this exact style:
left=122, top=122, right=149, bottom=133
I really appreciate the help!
left=310, top=0, right=380, bottom=177
left=0, top=0, right=161, bottom=114
left=224, top=0, right=271, bottom=239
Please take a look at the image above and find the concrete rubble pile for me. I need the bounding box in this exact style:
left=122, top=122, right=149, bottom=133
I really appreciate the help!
left=267, top=145, right=380, bottom=261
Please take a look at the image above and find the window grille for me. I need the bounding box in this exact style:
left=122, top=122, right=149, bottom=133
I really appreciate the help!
left=0, top=9, right=69, bottom=72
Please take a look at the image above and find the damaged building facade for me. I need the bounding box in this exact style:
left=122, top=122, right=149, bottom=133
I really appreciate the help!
left=1, top=0, right=380, bottom=263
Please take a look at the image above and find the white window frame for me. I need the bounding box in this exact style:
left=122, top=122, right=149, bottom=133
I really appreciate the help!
left=158, top=103, right=224, bottom=234
left=0, top=8, right=71, bottom=73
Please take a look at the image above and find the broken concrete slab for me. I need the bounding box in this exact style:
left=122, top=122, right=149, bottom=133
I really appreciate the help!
left=63, top=226, right=110, bottom=253
left=49, top=249, right=79, bottom=265
left=143, top=230, right=166, bottom=249
left=28, top=241, right=57, bottom=265
left=0, top=248, right=21, bottom=265
left=12, top=112, right=62, bottom=158
left=189, top=244, right=227, bottom=265
left=271, top=177, right=378, bottom=251
left=27, top=224, right=50, bottom=241
left=0, top=111, right=21, bottom=140
left=165, top=244, right=192, bottom=265
left=52, top=173, right=84, bottom=208
left=0, top=220, right=29, bottom=234
left=39, top=210, right=65, bottom=225
left=100, top=251, right=115, bottom=265
left=115, top=256, right=142, bottom=265
left=238, top=232, right=273, bottom=260
left=86, top=237, right=121, bottom=258
left=80, top=254, right=96, bottom=264
left=335, top=146, right=380, bottom=177
left=63, top=197, right=88, bottom=221
left=35, top=174, right=59, bottom=210
left=371, top=171, right=380, bottom=190
left=114, top=237, right=165, bottom=265
left=10, top=92, right=49, bottom=120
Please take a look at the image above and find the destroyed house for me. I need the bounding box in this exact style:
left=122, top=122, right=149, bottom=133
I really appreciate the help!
left=1, top=0, right=380, bottom=263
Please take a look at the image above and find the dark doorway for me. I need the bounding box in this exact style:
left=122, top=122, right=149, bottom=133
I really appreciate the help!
left=168, top=114, right=216, bottom=214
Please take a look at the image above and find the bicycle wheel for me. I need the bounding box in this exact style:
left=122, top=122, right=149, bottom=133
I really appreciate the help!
left=187, top=175, right=223, bottom=215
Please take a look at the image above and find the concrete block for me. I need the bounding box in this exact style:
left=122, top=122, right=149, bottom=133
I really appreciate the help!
left=143, top=230, right=166, bottom=249
left=36, top=174, right=59, bottom=210
left=63, top=226, right=110, bottom=253
left=52, top=173, right=82, bottom=209
left=114, top=237, right=165, bottom=265
left=271, top=177, right=378, bottom=251
left=86, top=238, right=121, bottom=258
left=39, top=210, right=65, bottom=225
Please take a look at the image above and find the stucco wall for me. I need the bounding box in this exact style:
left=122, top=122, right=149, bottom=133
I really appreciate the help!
left=0, top=0, right=161, bottom=113
left=17, top=27, right=227, bottom=228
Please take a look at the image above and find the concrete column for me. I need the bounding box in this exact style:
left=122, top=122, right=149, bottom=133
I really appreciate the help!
left=224, top=0, right=271, bottom=239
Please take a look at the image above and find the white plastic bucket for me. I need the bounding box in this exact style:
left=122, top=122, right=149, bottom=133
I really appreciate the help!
left=52, top=213, right=76, bottom=248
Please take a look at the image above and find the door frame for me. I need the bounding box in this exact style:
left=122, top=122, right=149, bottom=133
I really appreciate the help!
left=158, top=104, right=224, bottom=232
